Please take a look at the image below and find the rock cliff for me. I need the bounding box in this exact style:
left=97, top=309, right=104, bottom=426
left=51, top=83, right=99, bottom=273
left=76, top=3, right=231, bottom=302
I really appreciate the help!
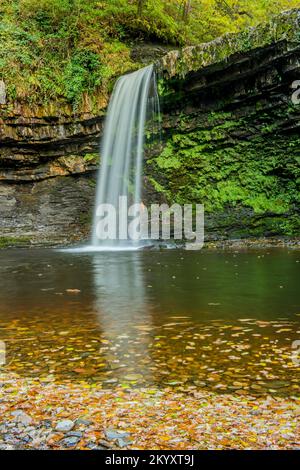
left=0, top=10, right=299, bottom=245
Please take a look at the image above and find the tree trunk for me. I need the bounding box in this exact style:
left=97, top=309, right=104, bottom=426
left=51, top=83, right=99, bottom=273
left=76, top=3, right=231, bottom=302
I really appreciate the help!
left=182, top=1, right=192, bottom=22
left=137, top=0, right=144, bottom=16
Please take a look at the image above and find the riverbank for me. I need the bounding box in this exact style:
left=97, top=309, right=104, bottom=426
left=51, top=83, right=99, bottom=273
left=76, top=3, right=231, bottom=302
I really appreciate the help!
left=0, top=372, right=299, bottom=450
left=204, top=238, right=300, bottom=250
left=0, top=237, right=299, bottom=250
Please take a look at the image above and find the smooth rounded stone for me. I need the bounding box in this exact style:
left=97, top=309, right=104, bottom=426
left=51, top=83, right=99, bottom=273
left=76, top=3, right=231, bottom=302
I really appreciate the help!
left=0, top=444, right=15, bottom=450
left=85, top=442, right=97, bottom=450
left=6, top=423, right=16, bottom=429
left=28, top=429, right=40, bottom=438
left=86, top=442, right=108, bottom=450
left=66, top=431, right=83, bottom=438
left=261, top=380, right=290, bottom=389
left=98, top=439, right=112, bottom=449
left=104, top=378, right=118, bottom=384
left=117, top=437, right=132, bottom=448
left=40, top=419, right=52, bottom=428
left=124, top=374, right=143, bottom=381
left=75, top=418, right=93, bottom=426
left=193, top=380, right=207, bottom=387
left=59, top=436, right=80, bottom=448
left=250, top=384, right=264, bottom=391
left=105, top=429, right=130, bottom=440
left=11, top=410, right=33, bottom=426
left=235, top=389, right=248, bottom=395
left=55, top=419, right=75, bottom=432
left=233, top=381, right=248, bottom=387
left=227, top=385, right=242, bottom=390
left=3, top=434, right=15, bottom=443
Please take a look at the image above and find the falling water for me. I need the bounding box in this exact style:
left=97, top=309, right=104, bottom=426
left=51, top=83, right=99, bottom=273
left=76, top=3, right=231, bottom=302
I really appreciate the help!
left=91, top=64, right=159, bottom=249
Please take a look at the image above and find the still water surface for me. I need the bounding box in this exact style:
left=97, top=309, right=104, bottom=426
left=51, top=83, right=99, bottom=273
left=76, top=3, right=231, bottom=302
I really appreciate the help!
left=0, top=248, right=299, bottom=396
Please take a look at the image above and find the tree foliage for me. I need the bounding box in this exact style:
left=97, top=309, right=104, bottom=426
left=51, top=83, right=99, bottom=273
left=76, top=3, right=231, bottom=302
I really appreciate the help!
left=0, top=0, right=299, bottom=105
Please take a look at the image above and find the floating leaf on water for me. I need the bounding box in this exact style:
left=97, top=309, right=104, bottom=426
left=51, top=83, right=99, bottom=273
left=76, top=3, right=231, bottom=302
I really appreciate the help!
left=124, top=374, right=143, bottom=381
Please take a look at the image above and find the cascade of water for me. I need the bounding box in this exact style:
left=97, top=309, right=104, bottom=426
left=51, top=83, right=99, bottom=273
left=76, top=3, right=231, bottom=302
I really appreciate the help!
left=91, top=64, right=159, bottom=248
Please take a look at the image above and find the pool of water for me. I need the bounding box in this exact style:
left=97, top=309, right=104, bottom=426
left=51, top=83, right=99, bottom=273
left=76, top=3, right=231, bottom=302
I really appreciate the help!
left=0, top=248, right=299, bottom=396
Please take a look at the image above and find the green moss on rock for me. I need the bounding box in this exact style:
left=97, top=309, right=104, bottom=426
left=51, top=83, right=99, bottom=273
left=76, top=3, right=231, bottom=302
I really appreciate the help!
left=0, top=236, right=31, bottom=248
left=147, top=102, right=300, bottom=237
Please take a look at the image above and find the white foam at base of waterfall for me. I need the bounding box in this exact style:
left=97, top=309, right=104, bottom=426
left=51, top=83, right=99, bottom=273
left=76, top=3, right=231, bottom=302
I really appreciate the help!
left=88, top=64, right=158, bottom=251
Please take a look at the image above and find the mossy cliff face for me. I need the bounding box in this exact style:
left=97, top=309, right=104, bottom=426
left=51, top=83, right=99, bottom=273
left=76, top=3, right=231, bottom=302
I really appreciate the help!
left=145, top=9, right=300, bottom=239
left=0, top=10, right=299, bottom=245
left=159, top=9, right=300, bottom=79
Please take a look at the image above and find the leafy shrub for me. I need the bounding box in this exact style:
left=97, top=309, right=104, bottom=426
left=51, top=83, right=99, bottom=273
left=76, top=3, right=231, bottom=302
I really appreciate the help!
left=63, top=50, right=105, bottom=106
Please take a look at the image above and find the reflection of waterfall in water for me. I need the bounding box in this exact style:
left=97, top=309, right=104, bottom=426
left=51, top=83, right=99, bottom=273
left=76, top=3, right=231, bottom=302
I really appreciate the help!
left=91, top=253, right=153, bottom=383
left=91, top=64, right=160, bottom=249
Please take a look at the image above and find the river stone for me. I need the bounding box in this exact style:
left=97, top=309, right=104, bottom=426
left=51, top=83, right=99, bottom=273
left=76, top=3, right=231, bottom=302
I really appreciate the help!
left=66, top=431, right=83, bottom=438
left=11, top=410, right=33, bottom=426
left=75, top=418, right=92, bottom=426
left=98, top=439, right=111, bottom=448
left=117, top=437, right=132, bottom=448
left=250, top=384, right=264, bottom=391
left=40, top=419, right=52, bottom=428
left=0, top=444, right=15, bottom=450
left=60, top=436, right=80, bottom=447
left=55, top=419, right=75, bottom=432
left=123, top=374, right=143, bottom=381
left=105, top=429, right=130, bottom=440
left=261, top=380, right=290, bottom=389
left=86, top=442, right=108, bottom=450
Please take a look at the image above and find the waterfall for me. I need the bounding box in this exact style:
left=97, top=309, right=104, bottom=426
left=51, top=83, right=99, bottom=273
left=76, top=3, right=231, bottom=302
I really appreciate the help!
left=91, top=64, right=159, bottom=249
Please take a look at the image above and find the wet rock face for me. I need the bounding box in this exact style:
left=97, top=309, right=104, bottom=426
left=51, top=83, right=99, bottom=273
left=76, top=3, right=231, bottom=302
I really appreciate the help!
left=0, top=175, right=96, bottom=245
left=130, top=42, right=174, bottom=65
left=147, top=12, right=300, bottom=240
left=0, top=113, right=103, bottom=169
left=0, top=10, right=299, bottom=245
left=0, top=110, right=101, bottom=246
